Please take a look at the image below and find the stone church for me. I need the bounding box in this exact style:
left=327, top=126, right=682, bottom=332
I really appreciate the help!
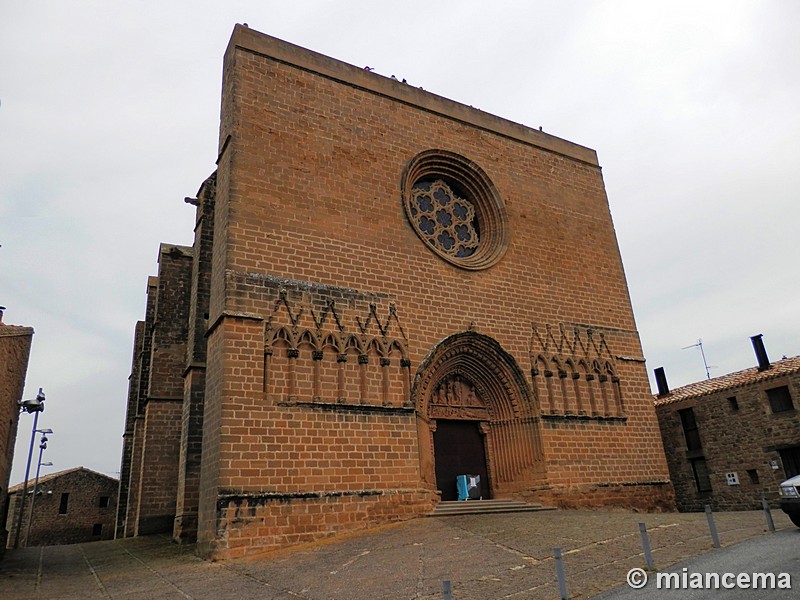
left=117, top=25, right=674, bottom=559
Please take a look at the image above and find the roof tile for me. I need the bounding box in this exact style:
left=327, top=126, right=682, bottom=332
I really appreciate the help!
left=654, top=355, right=800, bottom=406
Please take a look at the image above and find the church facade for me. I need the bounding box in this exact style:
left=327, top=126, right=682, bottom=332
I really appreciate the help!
left=117, top=25, right=674, bottom=559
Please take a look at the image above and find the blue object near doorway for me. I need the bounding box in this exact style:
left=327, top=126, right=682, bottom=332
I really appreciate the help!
left=456, top=474, right=482, bottom=501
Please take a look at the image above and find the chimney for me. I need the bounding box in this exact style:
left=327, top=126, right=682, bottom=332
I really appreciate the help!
left=654, top=367, right=670, bottom=397
left=0, top=305, right=5, bottom=325
left=751, top=334, right=771, bottom=371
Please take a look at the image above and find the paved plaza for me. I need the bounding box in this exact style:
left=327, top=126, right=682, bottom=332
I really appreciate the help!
left=1, top=509, right=792, bottom=599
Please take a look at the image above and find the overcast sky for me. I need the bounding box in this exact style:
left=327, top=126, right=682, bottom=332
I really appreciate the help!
left=3, top=1, right=799, bottom=484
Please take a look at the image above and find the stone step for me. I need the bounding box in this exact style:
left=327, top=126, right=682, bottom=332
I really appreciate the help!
left=430, top=499, right=556, bottom=517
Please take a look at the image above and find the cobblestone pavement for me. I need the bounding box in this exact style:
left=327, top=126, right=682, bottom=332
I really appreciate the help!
left=1, top=509, right=792, bottom=600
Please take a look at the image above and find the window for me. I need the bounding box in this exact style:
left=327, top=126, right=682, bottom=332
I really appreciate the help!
left=779, top=446, right=800, bottom=478
left=59, top=492, right=69, bottom=515
left=690, top=458, right=712, bottom=493
left=727, top=396, right=739, bottom=411
left=767, top=386, right=794, bottom=413
left=678, top=408, right=702, bottom=452
left=99, top=496, right=110, bottom=508
left=747, top=469, right=759, bottom=484
left=410, top=180, right=479, bottom=259
left=402, top=150, right=508, bottom=270
left=92, top=524, right=103, bottom=536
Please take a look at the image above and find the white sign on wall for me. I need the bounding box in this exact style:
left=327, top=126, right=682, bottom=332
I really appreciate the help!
left=726, top=472, right=740, bottom=486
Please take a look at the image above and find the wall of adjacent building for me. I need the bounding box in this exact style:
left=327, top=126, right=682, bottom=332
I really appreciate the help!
left=6, top=468, right=118, bottom=547
left=656, top=359, right=800, bottom=511
left=0, top=320, right=34, bottom=555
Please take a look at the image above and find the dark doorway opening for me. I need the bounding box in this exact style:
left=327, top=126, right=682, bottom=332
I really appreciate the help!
left=433, top=420, right=490, bottom=501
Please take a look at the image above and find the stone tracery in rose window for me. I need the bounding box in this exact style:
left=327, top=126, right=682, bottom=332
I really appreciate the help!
left=409, top=180, right=479, bottom=258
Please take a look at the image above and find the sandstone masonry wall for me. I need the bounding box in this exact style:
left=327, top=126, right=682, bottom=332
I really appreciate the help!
left=0, top=322, right=34, bottom=554
left=192, top=26, right=674, bottom=559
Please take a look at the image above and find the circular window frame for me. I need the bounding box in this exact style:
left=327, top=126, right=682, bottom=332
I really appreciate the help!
left=401, top=150, right=509, bottom=270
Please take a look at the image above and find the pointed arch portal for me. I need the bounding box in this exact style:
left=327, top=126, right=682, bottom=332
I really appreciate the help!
left=414, top=332, right=545, bottom=500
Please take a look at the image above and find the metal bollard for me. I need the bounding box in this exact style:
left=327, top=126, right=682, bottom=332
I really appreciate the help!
left=705, top=504, right=721, bottom=548
left=761, top=493, right=776, bottom=532
left=638, top=522, right=655, bottom=571
left=554, top=547, right=569, bottom=600
left=442, top=580, right=452, bottom=600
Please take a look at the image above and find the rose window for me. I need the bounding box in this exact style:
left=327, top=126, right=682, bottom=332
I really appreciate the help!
left=409, top=180, right=479, bottom=258
left=402, top=150, right=509, bottom=270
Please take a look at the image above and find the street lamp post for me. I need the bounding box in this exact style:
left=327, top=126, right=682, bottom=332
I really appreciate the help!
left=24, top=430, right=53, bottom=547
left=13, top=388, right=46, bottom=549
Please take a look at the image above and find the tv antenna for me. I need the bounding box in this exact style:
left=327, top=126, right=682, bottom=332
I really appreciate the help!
left=682, top=338, right=715, bottom=380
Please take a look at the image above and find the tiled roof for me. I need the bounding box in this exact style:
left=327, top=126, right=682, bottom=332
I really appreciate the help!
left=654, top=355, right=800, bottom=406
left=9, top=466, right=118, bottom=493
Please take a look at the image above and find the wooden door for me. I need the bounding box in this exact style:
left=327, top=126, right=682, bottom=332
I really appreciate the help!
left=433, top=420, right=489, bottom=500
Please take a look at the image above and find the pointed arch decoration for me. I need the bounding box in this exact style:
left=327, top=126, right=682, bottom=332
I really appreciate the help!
left=262, top=292, right=411, bottom=408
left=413, top=330, right=545, bottom=495
left=529, top=323, right=626, bottom=419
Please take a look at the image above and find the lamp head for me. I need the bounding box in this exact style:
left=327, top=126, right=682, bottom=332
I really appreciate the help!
left=20, top=398, right=43, bottom=413
left=19, top=388, right=46, bottom=413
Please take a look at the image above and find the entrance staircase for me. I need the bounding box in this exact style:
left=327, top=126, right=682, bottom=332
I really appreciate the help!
left=430, top=499, right=555, bottom=517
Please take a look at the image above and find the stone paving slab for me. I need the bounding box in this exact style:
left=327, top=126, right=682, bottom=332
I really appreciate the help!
left=0, top=509, right=792, bottom=600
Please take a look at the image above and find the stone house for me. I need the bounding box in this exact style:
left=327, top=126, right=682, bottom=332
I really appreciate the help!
left=6, top=467, right=118, bottom=547
left=0, top=308, right=34, bottom=555
left=117, top=25, right=674, bottom=560
left=654, top=335, right=800, bottom=512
